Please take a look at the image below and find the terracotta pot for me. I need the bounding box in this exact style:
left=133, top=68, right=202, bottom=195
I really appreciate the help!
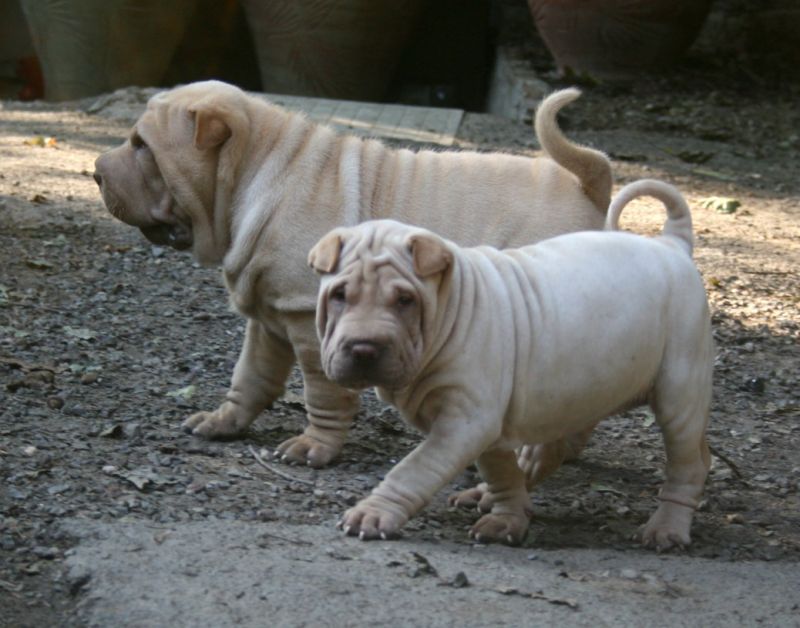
left=20, top=0, right=196, bottom=101
left=528, top=0, right=712, bottom=80
left=241, top=0, right=424, bottom=101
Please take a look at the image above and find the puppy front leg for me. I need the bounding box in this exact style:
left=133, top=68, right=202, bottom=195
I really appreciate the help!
left=183, top=318, right=295, bottom=438
left=275, top=315, right=359, bottom=468
left=469, top=448, right=532, bottom=546
left=341, top=418, right=493, bottom=541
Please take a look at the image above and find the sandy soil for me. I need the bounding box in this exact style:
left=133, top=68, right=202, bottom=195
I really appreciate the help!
left=1, top=62, right=798, bottom=624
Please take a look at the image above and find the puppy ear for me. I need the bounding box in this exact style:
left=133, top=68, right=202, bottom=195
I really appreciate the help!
left=408, top=233, right=452, bottom=277
left=190, top=108, right=232, bottom=150
left=308, top=231, right=343, bottom=274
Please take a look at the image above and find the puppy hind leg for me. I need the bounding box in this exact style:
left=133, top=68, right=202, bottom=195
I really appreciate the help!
left=518, top=424, right=597, bottom=491
left=448, top=482, right=494, bottom=513
left=449, top=425, right=596, bottom=512
left=469, top=449, right=533, bottom=546
left=184, top=319, right=295, bottom=438
left=640, top=358, right=712, bottom=551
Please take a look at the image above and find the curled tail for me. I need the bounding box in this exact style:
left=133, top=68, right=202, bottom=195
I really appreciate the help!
left=534, top=88, right=612, bottom=213
left=605, top=179, right=694, bottom=255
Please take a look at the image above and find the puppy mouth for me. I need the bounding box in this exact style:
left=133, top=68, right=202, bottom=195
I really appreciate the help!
left=139, top=224, right=193, bottom=250
left=327, top=360, right=411, bottom=391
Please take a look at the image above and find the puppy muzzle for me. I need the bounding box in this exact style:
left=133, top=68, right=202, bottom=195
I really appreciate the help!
left=326, top=338, right=406, bottom=390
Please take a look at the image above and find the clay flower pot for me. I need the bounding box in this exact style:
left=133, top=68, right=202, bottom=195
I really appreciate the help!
left=241, top=0, right=424, bottom=101
left=528, top=0, right=713, bottom=80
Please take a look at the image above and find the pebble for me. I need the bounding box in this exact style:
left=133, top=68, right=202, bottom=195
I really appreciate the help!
left=32, top=546, right=59, bottom=560
left=63, top=404, right=86, bottom=417
left=80, top=372, right=99, bottom=385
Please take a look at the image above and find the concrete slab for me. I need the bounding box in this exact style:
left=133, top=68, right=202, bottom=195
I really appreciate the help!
left=62, top=519, right=800, bottom=627
left=263, top=93, right=464, bottom=146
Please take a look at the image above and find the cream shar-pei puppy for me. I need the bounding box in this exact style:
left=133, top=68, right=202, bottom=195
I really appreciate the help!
left=310, top=179, right=712, bottom=550
left=94, top=80, right=612, bottom=469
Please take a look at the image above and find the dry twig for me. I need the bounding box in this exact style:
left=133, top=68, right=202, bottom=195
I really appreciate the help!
left=248, top=445, right=315, bottom=486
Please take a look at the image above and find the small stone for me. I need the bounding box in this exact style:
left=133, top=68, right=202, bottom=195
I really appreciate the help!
left=726, top=513, right=745, bottom=524
left=80, top=372, right=99, bottom=385
left=32, top=546, right=59, bottom=560
left=22, top=445, right=37, bottom=456
left=620, top=568, right=639, bottom=580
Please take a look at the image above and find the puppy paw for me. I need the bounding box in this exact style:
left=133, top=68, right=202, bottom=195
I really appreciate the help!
left=183, top=403, right=254, bottom=439
left=338, top=498, right=407, bottom=541
left=469, top=512, right=530, bottom=546
left=637, top=501, right=694, bottom=551
left=276, top=433, right=340, bottom=468
left=448, top=483, right=494, bottom=513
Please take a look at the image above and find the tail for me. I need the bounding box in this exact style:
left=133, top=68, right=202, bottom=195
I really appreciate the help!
left=605, top=179, right=694, bottom=256
left=534, top=88, right=612, bottom=213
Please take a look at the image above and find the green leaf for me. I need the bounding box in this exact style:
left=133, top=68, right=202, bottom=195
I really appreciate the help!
left=699, top=196, right=741, bottom=214
left=166, top=384, right=197, bottom=400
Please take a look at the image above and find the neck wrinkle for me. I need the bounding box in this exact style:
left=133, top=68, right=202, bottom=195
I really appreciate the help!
left=365, top=142, right=397, bottom=221
left=423, top=259, right=464, bottom=372
left=222, top=111, right=317, bottom=280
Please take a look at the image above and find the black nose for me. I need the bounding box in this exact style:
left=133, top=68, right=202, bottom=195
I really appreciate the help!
left=349, top=341, right=381, bottom=362
left=93, top=172, right=102, bottom=186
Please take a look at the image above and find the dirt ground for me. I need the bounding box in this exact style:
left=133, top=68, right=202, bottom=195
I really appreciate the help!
left=1, top=51, right=799, bottom=625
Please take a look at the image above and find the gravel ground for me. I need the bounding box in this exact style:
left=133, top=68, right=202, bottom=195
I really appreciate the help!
left=1, top=54, right=799, bottom=625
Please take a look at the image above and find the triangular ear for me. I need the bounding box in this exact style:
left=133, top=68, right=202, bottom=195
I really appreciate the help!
left=190, top=107, right=232, bottom=150
left=408, top=233, right=452, bottom=277
left=308, top=231, right=343, bottom=274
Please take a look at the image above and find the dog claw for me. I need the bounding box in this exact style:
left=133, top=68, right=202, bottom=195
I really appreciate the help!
left=380, top=532, right=387, bottom=540
left=359, top=530, right=366, bottom=540
left=343, top=525, right=351, bottom=535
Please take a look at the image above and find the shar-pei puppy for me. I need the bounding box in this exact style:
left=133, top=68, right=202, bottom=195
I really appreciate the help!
left=309, top=179, right=712, bottom=550
left=94, top=80, right=612, bottom=469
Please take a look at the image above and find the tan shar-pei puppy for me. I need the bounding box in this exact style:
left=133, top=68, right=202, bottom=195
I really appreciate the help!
left=310, top=179, right=712, bottom=550
left=94, top=79, right=612, bottom=469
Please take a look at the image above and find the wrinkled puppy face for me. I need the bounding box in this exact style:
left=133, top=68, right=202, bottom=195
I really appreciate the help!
left=94, top=122, right=193, bottom=250
left=310, top=221, right=452, bottom=391
left=93, top=81, right=247, bottom=262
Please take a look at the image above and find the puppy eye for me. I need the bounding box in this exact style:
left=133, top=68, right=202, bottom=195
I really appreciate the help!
left=396, top=292, right=415, bottom=307
left=131, top=133, right=148, bottom=150
left=330, top=286, right=346, bottom=302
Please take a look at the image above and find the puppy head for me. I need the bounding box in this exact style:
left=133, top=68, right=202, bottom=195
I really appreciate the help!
left=309, top=220, right=453, bottom=391
left=93, top=80, right=252, bottom=264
